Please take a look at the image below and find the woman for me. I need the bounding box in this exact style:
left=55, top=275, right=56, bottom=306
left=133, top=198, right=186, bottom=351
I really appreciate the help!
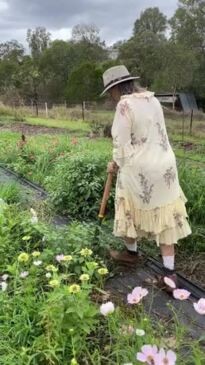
left=101, top=65, right=191, bottom=284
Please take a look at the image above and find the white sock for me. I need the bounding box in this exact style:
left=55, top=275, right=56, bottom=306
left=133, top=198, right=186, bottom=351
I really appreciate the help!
left=125, top=241, right=137, bottom=252
left=163, top=255, right=175, bottom=271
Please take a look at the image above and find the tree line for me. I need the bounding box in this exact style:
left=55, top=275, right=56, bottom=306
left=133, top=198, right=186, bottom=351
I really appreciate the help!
left=0, top=0, right=205, bottom=108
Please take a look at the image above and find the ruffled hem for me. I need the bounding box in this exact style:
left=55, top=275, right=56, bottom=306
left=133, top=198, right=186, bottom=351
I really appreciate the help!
left=113, top=195, right=191, bottom=245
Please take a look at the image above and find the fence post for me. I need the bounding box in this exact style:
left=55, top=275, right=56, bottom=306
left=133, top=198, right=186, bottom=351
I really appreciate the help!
left=181, top=111, right=185, bottom=144
left=189, top=109, right=193, bottom=135
left=82, top=101, right=85, bottom=121
left=45, top=102, right=48, bottom=118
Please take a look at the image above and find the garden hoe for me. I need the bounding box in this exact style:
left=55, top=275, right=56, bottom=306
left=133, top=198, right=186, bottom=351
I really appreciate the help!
left=94, top=172, right=113, bottom=242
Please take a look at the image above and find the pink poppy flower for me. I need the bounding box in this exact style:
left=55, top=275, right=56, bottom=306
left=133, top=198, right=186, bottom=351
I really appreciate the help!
left=127, top=286, right=148, bottom=305
left=136, top=345, right=158, bottom=364
left=193, top=298, right=205, bottom=315
left=164, top=277, right=176, bottom=289
left=154, top=348, right=177, bottom=365
left=173, top=289, right=191, bottom=300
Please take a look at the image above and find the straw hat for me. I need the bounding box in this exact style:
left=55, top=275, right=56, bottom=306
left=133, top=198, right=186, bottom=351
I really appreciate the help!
left=101, top=65, right=139, bottom=95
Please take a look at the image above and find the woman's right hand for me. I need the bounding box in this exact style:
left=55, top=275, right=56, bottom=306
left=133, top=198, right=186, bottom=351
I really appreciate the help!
left=107, top=161, right=118, bottom=174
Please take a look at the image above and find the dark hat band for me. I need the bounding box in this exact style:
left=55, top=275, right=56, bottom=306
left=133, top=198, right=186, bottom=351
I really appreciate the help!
left=105, top=74, right=131, bottom=89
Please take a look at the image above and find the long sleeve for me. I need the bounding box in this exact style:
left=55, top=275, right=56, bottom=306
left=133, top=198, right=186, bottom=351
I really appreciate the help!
left=112, top=99, right=134, bottom=168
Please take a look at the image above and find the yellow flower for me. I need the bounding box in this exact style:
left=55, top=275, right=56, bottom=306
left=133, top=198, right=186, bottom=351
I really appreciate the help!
left=63, top=255, right=73, bottom=262
left=87, top=261, right=98, bottom=270
left=80, top=248, right=93, bottom=257
left=98, top=268, right=108, bottom=276
left=49, top=279, right=60, bottom=288
left=46, top=265, right=58, bottom=272
left=80, top=274, right=90, bottom=282
left=71, top=358, right=79, bottom=365
left=68, top=284, right=81, bottom=294
left=32, top=251, right=41, bottom=257
left=18, top=253, right=29, bottom=263
left=91, top=261, right=98, bottom=268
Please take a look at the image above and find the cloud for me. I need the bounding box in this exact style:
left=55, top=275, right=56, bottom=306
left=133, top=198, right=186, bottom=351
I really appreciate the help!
left=0, top=0, right=178, bottom=45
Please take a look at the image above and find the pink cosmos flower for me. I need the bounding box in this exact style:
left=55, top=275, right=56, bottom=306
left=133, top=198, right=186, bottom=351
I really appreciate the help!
left=127, top=286, right=148, bottom=304
left=173, top=289, right=191, bottom=300
left=136, top=345, right=158, bottom=364
left=56, top=254, right=65, bottom=262
left=164, top=277, right=176, bottom=289
left=100, top=302, right=115, bottom=316
left=193, top=298, right=205, bottom=315
left=154, top=348, right=177, bottom=365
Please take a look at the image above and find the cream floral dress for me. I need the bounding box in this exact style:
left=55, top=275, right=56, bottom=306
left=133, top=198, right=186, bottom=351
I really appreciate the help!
left=112, top=91, right=191, bottom=246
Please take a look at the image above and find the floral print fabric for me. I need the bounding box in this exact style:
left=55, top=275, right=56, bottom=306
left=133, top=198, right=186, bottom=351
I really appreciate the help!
left=111, top=92, right=191, bottom=243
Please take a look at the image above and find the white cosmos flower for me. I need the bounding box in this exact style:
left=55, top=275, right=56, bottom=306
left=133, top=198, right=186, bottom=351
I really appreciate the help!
left=31, top=216, right=38, bottom=224
left=30, top=208, right=38, bottom=224
left=136, top=329, right=145, bottom=336
left=33, top=260, right=42, bottom=266
left=2, top=274, right=9, bottom=281
left=100, top=302, right=115, bottom=316
left=20, top=271, right=29, bottom=278
left=46, top=272, right=52, bottom=278
left=1, top=282, right=8, bottom=291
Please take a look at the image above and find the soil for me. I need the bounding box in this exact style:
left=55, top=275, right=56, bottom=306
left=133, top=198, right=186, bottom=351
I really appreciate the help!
left=177, top=253, right=205, bottom=290
left=1, top=123, right=72, bottom=135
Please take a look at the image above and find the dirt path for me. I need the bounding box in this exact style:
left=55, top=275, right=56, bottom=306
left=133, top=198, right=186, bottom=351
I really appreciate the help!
left=1, top=123, right=72, bottom=135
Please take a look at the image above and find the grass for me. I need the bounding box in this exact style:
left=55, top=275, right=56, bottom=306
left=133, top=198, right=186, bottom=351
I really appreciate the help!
left=26, top=117, right=91, bottom=131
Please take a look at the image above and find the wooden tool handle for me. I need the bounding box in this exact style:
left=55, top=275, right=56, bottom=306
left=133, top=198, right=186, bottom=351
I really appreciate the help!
left=98, top=172, right=113, bottom=219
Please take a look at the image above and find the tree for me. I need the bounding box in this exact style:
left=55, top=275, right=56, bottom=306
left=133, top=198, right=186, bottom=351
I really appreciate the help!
left=27, top=27, right=51, bottom=59
left=71, top=23, right=108, bottom=63
left=39, top=40, right=75, bottom=102
left=0, top=40, right=24, bottom=61
left=72, top=23, right=102, bottom=44
left=170, top=0, right=205, bottom=51
left=152, top=43, right=197, bottom=95
left=170, top=0, right=205, bottom=97
left=134, top=7, right=167, bottom=36
left=118, top=31, right=166, bottom=86
left=66, top=62, right=103, bottom=103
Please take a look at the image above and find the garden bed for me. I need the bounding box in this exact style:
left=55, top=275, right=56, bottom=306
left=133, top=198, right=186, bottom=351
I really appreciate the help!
left=0, top=116, right=205, bottom=364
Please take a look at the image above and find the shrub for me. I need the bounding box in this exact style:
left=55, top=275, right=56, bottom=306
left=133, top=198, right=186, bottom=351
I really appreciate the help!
left=179, top=165, right=205, bottom=225
left=45, top=151, right=115, bottom=219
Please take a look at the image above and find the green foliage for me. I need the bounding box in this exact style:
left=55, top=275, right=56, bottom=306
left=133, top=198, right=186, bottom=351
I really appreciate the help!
left=134, top=7, right=167, bottom=35
left=119, top=31, right=166, bottom=86
left=27, top=27, right=51, bottom=60
left=179, top=165, right=205, bottom=225
left=0, top=182, right=22, bottom=204
left=152, top=42, right=197, bottom=92
left=46, top=150, right=114, bottom=219
left=66, top=62, right=103, bottom=103
left=0, top=203, right=205, bottom=364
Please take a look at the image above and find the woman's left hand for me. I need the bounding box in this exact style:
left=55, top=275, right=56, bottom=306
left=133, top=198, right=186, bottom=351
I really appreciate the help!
left=107, top=161, right=119, bottom=174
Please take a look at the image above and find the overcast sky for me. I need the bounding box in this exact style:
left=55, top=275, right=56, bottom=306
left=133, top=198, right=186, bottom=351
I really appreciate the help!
left=0, top=0, right=178, bottom=46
